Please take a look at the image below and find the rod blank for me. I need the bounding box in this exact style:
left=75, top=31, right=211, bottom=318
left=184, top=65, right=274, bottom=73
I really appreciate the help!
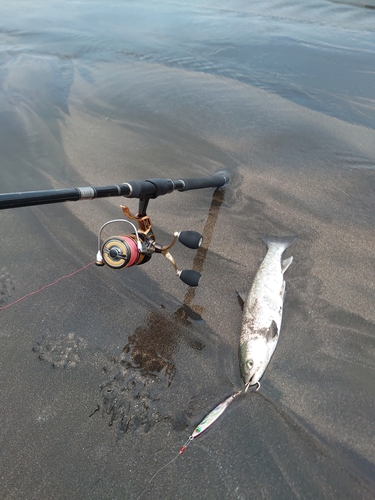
left=0, top=173, right=230, bottom=210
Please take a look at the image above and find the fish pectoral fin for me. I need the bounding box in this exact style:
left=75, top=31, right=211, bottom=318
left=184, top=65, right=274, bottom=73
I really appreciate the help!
left=281, top=256, right=293, bottom=274
left=267, top=320, right=279, bottom=339
left=236, top=291, right=246, bottom=310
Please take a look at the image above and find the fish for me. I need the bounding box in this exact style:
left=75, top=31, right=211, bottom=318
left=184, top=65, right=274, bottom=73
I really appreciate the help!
left=238, top=234, right=297, bottom=390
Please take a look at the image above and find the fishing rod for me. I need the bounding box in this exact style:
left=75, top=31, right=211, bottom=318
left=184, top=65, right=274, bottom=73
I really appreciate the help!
left=0, top=172, right=230, bottom=287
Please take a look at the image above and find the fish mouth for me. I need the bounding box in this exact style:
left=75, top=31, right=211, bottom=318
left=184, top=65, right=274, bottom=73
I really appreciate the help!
left=240, top=366, right=257, bottom=386
left=249, top=373, right=257, bottom=384
left=246, top=373, right=260, bottom=387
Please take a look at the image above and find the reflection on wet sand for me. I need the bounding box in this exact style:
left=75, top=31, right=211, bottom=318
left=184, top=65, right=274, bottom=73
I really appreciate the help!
left=175, top=187, right=225, bottom=323
left=100, top=187, right=225, bottom=435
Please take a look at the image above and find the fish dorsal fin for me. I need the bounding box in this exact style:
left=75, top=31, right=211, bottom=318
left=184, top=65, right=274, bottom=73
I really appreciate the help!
left=267, top=320, right=279, bottom=339
left=236, top=291, right=247, bottom=310
left=280, top=281, right=286, bottom=301
left=282, top=256, right=293, bottom=274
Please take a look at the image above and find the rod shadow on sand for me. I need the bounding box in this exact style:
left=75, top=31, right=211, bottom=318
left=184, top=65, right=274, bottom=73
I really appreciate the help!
left=100, top=187, right=226, bottom=433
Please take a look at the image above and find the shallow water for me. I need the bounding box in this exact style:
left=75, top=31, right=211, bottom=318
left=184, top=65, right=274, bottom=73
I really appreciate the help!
left=0, top=1, right=374, bottom=499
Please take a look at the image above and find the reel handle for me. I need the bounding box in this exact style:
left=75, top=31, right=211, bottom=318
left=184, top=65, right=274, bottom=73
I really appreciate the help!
left=178, top=270, right=201, bottom=287
left=96, top=211, right=204, bottom=287
left=178, top=231, right=202, bottom=250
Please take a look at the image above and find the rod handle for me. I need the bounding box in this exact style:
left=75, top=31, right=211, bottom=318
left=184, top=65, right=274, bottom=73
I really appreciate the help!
left=177, top=172, right=229, bottom=192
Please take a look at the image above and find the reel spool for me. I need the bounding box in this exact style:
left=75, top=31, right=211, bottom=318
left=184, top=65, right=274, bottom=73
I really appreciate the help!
left=101, top=235, right=144, bottom=269
left=96, top=218, right=146, bottom=269
left=95, top=207, right=203, bottom=287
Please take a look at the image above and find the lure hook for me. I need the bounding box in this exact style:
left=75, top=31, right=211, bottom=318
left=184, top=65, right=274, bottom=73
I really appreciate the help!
left=244, top=381, right=261, bottom=393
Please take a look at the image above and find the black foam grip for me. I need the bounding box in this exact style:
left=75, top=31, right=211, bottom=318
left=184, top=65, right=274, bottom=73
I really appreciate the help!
left=177, top=174, right=228, bottom=192
left=179, top=270, right=201, bottom=287
left=178, top=231, right=203, bottom=249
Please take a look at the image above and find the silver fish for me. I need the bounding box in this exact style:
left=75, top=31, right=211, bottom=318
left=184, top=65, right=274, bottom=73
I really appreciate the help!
left=239, top=235, right=297, bottom=389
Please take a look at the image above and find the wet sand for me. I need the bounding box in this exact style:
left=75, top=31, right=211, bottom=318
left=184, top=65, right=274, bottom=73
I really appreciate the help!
left=1, top=1, right=375, bottom=499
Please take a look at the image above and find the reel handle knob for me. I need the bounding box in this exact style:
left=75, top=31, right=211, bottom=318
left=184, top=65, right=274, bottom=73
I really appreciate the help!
left=178, top=231, right=202, bottom=250
left=179, top=270, right=201, bottom=287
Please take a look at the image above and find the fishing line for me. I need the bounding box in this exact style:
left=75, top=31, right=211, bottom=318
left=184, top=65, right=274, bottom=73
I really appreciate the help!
left=0, top=261, right=95, bottom=311
left=136, top=437, right=193, bottom=500
left=137, top=391, right=244, bottom=499
left=138, top=384, right=261, bottom=498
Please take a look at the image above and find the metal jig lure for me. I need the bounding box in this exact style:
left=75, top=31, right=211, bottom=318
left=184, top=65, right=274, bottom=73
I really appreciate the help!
left=137, top=391, right=242, bottom=500
left=179, top=390, right=242, bottom=454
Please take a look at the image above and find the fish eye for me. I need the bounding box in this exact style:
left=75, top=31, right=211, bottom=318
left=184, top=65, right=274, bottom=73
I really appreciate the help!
left=246, top=360, right=254, bottom=369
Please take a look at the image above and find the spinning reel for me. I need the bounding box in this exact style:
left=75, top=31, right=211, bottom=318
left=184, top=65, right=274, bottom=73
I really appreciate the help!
left=95, top=203, right=203, bottom=287
left=0, top=174, right=230, bottom=286
left=0, top=173, right=230, bottom=286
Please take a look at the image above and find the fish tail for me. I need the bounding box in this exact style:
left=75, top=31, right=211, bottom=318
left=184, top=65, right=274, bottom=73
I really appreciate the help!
left=260, top=234, right=297, bottom=251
